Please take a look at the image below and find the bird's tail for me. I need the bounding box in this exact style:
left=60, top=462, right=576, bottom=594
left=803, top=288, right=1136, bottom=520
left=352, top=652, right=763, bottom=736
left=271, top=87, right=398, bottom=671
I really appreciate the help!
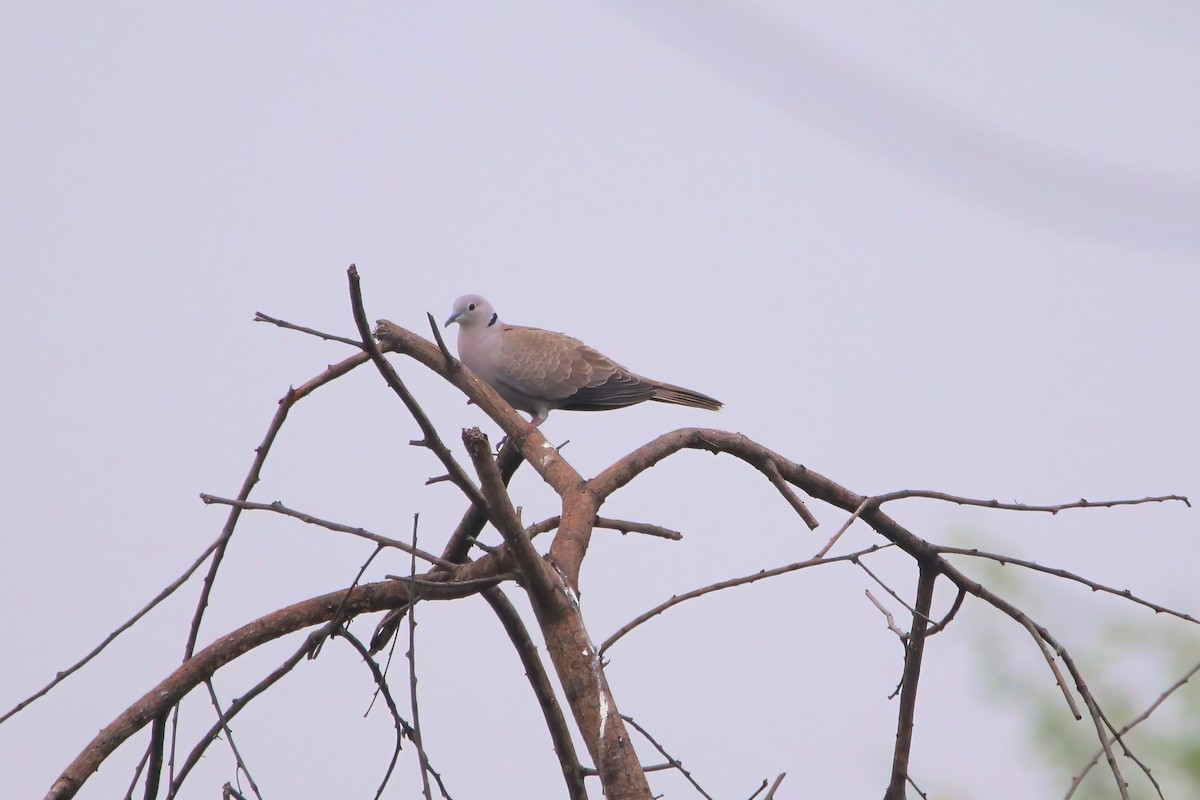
left=651, top=382, right=723, bottom=412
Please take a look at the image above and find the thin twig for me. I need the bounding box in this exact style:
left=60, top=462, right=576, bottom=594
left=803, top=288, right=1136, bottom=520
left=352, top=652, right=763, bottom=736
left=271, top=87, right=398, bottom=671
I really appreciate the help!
left=1035, top=623, right=1136, bottom=798
left=926, top=585, right=966, bottom=636
left=184, top=354, right=367, bottom=659
left=872, top=489, right=1189, bottom=514
left=347, top=265, right=485, bottom=509
left=525, top=515, right=683, bottom=541
left=600, top=545, right=891, bottom=654
left=936, top=546, right=1198, bottom=626
left=203, top=681, right=264, bottom=800
left=866, top=590, right=907, bottom=641
left=906, top=772, right=929, bottom=799
left=855, top=557, right=934, bottom=627
left=339, top=630, right=454, bottom=800
left=620, top=714, right=714, bottom=800
left=122, top=744, right=152, bottom=800
left=406, top=515, right=434, bottom=800
left=1065, top=659, right=1200, bottom=798
left=311, top=544, right=389, bottom=659
left=812, top=497, right=873, bottom=559
left=166, top=626, right=332, bottom=798
left=425, top=312, right=456, bottom=368
left=253, top=312, right=364, bottom=349
left=0, top=535, right=221, bottom=725
left=745, top=778, right=769, bottom=800
left=199, top=494, right=453, bottom=568
left=172, top=351, right=370, bottom=782
left=337, top=630, right=411, bottom=799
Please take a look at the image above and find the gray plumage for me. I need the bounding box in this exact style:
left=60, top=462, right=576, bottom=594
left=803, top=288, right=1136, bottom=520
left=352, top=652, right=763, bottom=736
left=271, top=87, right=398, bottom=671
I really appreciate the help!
left=444, top=294, right=723, bottom=426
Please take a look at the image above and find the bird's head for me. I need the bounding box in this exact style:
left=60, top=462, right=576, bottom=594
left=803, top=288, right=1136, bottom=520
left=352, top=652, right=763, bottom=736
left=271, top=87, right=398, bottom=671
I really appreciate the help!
left=445, top=294, right=498, bottom=329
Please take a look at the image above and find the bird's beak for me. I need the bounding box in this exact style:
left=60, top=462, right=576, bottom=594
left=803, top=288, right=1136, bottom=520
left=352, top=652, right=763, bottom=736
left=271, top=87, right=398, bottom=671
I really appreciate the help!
left=444, top=313, right=460, bottom=328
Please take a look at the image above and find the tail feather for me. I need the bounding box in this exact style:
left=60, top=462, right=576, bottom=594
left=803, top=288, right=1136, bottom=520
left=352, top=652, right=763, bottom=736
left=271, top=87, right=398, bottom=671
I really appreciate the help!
left=650, top=382, right=723, bottom=412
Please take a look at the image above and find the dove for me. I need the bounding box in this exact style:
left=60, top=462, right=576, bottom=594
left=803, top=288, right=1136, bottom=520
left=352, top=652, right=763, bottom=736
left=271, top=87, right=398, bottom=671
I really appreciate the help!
left=444, top=294, right=723, bottom=426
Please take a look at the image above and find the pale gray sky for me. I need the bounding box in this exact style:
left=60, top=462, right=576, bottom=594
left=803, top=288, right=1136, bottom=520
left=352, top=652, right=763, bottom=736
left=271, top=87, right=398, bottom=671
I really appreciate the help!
left=2, top=2, right=1197, bottom=798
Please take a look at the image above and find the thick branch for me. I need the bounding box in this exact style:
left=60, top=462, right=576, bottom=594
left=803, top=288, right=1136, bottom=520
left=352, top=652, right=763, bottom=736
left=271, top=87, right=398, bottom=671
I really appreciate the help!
left=47, top=569, right=509, bottom=800
left=463, top=428, right=559, bottom=606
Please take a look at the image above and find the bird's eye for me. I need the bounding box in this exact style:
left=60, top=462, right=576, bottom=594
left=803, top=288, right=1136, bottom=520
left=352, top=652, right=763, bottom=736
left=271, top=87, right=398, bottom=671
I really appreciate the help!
left=468, top=303, right=476, bottom=311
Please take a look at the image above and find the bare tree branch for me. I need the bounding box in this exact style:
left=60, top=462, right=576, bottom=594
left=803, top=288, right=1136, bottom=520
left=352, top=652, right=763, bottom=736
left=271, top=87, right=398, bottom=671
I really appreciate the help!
left=869, top=489, right=1189, bottom=514
left=0, top=534, right=221, bottom=725
left=526, top=515, right=683, bottom=541
left=405, top=515, right=434, bottom=800
left=620, top=714, right=714, bottom=800
left=884, top=565, right=937, bottom=799
left=253, top=312, right=365, bottom=349
left=462, top=428, right=557, bottom=603
left=1065, top=659, right=1200, bottom=799
left=199, top=494, right=453, bottom=568
left=201, top=681, right=264, bottom=800
left=600, top=545, right=891, bottom=654
left=481, top=587, right=589, bottom=800
left=49, top=570, right=509, bottom=800
left=347, top=265, right=485, bottom=509
left=36, top=287, right=1192, bottom=800
left=936, top=546, right=1199, bottom=625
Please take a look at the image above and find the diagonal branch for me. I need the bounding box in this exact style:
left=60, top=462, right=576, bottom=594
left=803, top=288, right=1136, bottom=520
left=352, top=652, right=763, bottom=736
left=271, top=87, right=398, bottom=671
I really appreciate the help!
left=253, top=312, right=365, bottom=349
left=1065, top=658, right=1200, bottom=798
left=935, top=546, right=1198, bottom=625
left=183, top=355, right=368, bottom=660
left=762, top=459, right=819, bottom=530
left=462, top=428, right=557, bottom=606
left=347, top=265, right=484, bottom=509
left=483, top=588, right=589, bottom=800
left=0, top=534, right=222, bottom=725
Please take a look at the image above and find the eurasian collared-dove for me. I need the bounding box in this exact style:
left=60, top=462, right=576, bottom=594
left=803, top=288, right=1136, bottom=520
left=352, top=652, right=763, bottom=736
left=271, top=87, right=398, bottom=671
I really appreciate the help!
left=444, top=294, right=723, bottom=426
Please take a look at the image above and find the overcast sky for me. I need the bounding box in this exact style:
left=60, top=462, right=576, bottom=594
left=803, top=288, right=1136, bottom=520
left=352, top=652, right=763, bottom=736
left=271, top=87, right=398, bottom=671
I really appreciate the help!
left=2, top=2, right=1198, bottom=798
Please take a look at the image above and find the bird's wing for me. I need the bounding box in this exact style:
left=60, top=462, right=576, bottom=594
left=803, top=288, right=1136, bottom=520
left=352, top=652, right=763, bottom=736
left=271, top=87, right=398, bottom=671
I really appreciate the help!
left=494, top=325, right=656, bottom=409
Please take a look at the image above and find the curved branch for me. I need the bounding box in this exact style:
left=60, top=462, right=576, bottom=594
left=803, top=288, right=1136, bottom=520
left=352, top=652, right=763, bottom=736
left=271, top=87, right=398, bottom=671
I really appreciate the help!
left=47, top=569, right=509, bottom=800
